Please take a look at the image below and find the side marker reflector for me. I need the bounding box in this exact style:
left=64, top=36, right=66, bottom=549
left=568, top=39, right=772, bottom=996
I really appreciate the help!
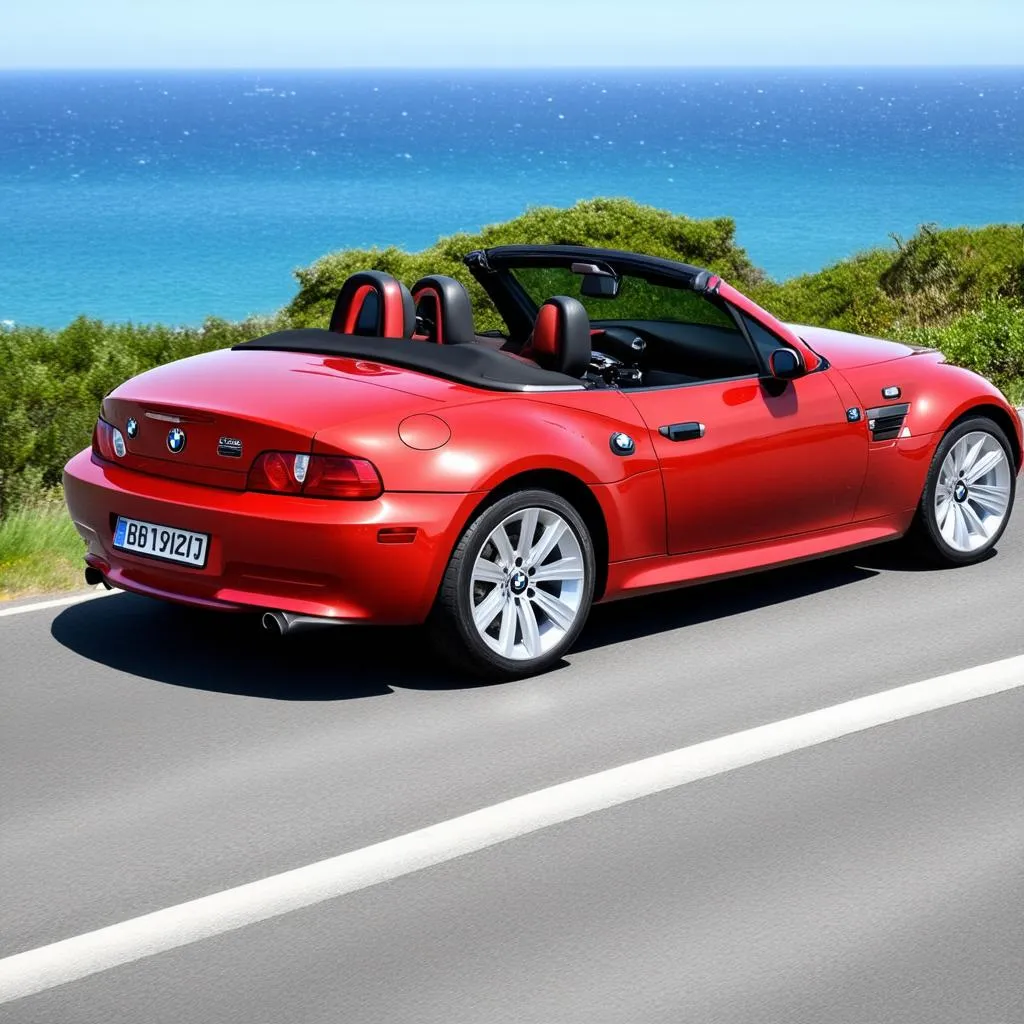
left=377, top=527, right=418, bottom=545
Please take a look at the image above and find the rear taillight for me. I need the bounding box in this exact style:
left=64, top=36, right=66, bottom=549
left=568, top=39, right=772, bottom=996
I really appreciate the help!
left=92, top=419, right=116, bottom=461
left=302, top=455, right=383, bottom=499
left=246, top=452, right=383, bottom=500
left=93, top=418, right=126, bottom=461
left=248, top=451, right=301, bottom=494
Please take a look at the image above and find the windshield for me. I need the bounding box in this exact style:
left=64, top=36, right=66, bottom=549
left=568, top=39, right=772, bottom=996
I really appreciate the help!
left=510, top=265, right=736, bottom=330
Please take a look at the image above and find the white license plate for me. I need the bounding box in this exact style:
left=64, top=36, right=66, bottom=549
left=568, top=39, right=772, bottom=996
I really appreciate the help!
left=113, top=516, right=209, bottom=568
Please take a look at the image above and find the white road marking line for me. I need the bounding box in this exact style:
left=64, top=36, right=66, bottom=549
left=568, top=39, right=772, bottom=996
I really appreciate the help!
left=3, top=653, right=1024, bottom=1004
left=0, top=588, right=115, bottom=619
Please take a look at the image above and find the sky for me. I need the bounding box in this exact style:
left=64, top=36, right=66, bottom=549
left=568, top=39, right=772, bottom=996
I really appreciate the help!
left=2, top=0, right=1022, bottom=69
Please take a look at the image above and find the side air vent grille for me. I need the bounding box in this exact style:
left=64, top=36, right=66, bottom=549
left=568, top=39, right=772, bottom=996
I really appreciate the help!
left=866, top=402, right=910, bottom=442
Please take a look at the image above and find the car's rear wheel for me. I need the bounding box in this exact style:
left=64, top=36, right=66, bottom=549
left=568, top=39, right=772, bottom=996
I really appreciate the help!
left=912, top=416, right=1016, bottom=565
left=430, top=489, right=596, bottom=679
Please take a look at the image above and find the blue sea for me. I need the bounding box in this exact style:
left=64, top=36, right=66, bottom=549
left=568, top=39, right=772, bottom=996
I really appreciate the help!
left=1, top=68, right=1022, bottom=329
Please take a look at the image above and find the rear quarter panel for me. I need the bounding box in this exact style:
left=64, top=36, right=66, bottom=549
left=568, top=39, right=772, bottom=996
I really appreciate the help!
left=313, top=388, right=669, bottom=563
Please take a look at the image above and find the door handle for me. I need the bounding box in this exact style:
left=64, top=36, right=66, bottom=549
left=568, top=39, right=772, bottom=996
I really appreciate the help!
left=659, top=422, right=705, bottom=442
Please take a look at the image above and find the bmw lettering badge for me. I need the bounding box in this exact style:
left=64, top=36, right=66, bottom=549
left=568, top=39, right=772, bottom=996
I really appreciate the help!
left=125, top=417, right=138, bottom=439
left=610, top=432, right=635, bottom=455
left=166, top=427, right=187, bottom=454
left=217, top=436, right=243, bottom=458
left=846, top=408, right=862, bottom=423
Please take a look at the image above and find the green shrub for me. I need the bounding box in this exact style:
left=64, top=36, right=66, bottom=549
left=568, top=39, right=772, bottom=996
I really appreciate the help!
left=752, top=223, right=1024, bottom=336
left=894, top=298, right=1024, bottom=404
left=2, top=203, right=1023, bottom=530
left=751, top=249, right=900, bottom=335
left=881, top=223, right=1024, bottom=320
left=0, top=314, right=283, bottom=517
left=287, top=197, right=761, bottom=331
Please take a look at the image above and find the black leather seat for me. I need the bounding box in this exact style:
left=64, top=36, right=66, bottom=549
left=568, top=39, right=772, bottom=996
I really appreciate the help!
left=410, top=275, right=477, bottom=344
left=329, top=271, right=415, bottom=338
left=519, top=296, right=591, bottom=377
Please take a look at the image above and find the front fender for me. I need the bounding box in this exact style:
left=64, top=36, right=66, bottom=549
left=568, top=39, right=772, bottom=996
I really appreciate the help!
left=838, top=355, right=1022, bottom=461
left=835, top=356, right=1023, bottom=521
left=925, top=367, right=1023, bottom=468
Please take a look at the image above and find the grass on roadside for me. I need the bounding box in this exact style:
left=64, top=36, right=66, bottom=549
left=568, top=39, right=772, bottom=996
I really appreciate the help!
left=0, top=495, right=86, bottom=599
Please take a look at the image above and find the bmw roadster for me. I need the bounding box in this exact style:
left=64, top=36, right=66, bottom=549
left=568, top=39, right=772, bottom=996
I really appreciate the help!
left=64, top=245, right=1022, bottom=677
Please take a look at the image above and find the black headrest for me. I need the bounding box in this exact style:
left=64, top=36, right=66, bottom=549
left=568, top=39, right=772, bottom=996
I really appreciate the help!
left=530, top=296, right=590, bottom=377
left=329, top=270, right=415, bottom=339
left=410, top=275, right=477, bottom=344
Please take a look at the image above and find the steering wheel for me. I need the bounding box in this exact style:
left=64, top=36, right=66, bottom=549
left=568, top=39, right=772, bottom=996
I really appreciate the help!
left=589, top=328, right=646, bottom=386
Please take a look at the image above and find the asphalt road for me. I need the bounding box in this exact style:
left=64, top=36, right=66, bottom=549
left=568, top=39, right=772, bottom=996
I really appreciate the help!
left=2, top=517, right=1023, bottom=1022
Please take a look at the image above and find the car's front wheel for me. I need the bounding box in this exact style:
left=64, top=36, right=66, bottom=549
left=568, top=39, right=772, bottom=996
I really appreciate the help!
left=431, top=489, right=596, bottom=679
left=912, top=416, right=1016, bottom=565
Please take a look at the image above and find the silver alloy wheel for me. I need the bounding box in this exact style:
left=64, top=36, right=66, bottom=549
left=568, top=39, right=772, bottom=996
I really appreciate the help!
left=469, top=506, right=586, bottom=661
left=933, top=430, right=1013, bottom=552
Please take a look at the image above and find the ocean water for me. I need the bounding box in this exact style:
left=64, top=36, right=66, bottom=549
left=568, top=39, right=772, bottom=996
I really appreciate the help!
left=1, top=68, right=1022, bottom=329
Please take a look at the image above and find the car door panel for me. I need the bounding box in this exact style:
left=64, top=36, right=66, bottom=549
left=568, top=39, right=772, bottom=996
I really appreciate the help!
left=627, top=372, right=869, bottom=555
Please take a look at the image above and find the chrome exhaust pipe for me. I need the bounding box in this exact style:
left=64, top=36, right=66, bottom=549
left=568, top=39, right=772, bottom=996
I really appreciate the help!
left=261, top=610, right=344, bottom=636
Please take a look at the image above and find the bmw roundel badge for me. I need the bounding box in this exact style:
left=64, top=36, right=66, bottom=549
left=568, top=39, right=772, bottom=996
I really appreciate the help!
left=166, top=427, right=187, bottom=454
left=610, top=432, right=635, bottom=456
left=125, top=417, right=138, bottom=439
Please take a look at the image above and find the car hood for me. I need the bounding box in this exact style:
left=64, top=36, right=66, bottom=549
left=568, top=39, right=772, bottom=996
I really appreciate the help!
left=787, top=323, right=938, bottom=370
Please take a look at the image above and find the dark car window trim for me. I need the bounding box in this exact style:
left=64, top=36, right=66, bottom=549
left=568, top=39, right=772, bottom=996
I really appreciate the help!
left=719, top=300, right=774, bottom=376
left=467, top=248, right=707, bottom=343
left=623, top=372, right=762, bottom=394
left=471, top=245, right=703, bottom=288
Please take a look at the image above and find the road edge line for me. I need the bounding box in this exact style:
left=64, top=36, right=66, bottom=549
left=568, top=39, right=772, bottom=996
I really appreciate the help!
left=2, top=652, right=1024, bottom=1003
left=0, top=588, right=116, bottom=619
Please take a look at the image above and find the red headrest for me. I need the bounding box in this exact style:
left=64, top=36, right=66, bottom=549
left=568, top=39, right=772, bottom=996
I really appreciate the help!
left=329, top=271, right=415, bottom=338
left=528, top=296, right=591, bottom=377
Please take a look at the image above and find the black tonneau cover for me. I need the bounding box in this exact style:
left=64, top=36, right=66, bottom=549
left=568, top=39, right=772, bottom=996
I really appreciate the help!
left=233, top=329, right=585, bottom=392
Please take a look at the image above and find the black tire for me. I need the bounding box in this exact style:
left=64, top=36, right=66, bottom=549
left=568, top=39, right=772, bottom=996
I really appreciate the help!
left=909, top=415, right=1016, bottom=566
left=429, top=489, right=596, bottom=680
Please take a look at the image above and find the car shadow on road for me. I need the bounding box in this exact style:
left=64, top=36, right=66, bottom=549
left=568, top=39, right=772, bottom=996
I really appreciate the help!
left=49, top=545, right=904, bottom=700
left=574, top=550, right=887, bottom=652
left=50, top=596, right=438, bottom=700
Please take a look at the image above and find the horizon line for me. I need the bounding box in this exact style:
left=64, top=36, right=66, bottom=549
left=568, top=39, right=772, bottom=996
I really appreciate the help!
left=2, top=62, right=1023, bottom=73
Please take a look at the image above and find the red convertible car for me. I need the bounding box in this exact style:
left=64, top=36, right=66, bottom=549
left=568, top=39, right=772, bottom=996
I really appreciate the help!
left=64, top=245, right=1021, bottom=677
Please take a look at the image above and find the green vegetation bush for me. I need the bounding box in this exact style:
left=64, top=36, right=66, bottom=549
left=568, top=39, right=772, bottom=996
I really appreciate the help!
left=894, top=298, right=1024, bottom=404
left=287, top=197, right=762, bottom=331
left=2, top=199, right=1023, bottom=556
left=751, top=223, right=1024, bottom=335
left=0, top=314, right=283, bottom=519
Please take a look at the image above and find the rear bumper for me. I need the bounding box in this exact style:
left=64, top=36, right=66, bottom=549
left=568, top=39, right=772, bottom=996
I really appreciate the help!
left=63, top=449, right=478, bottom=623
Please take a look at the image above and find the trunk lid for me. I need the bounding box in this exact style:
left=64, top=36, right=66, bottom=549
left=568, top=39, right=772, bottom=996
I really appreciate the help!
left=103, top=348, right=446, bottom=488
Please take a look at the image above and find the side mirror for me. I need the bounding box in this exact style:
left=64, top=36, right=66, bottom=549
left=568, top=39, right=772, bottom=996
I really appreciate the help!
left=768, top=348, right=804, bottom=380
